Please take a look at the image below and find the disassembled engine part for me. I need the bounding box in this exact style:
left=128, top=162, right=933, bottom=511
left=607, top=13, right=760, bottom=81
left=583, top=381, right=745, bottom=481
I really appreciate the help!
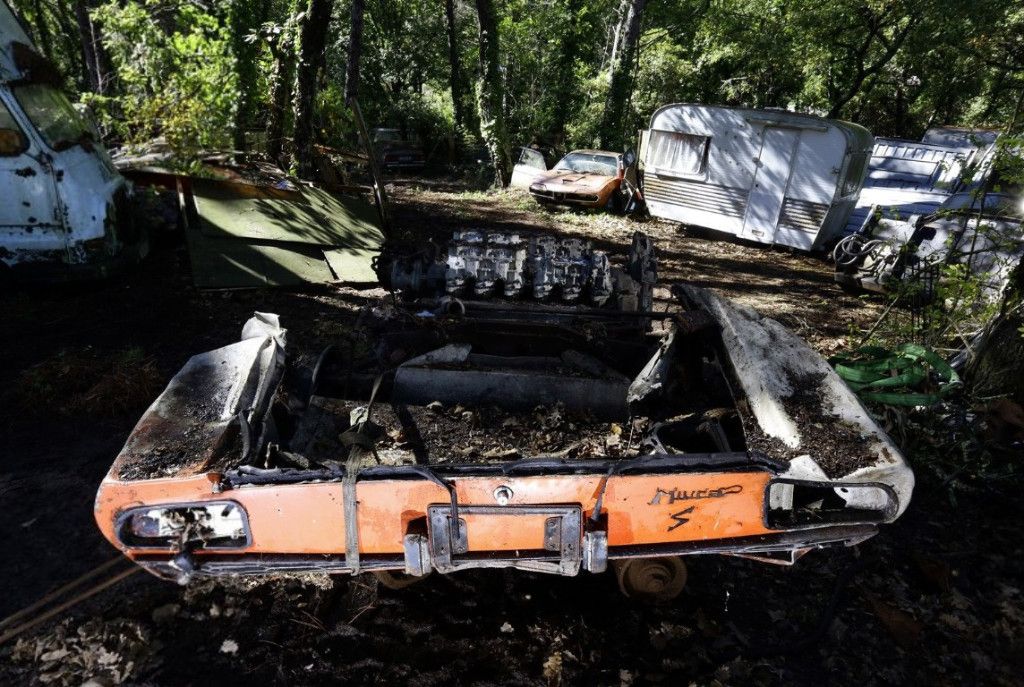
left=378, top=229, right=656, bottom=310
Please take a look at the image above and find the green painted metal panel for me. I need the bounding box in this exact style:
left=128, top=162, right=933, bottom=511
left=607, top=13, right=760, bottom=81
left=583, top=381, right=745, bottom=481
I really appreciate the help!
left=186, top=177, right=384, bottom=288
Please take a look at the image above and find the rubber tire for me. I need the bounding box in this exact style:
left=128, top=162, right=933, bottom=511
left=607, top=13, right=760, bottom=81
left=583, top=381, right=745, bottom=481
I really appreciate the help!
left=605, top=190, right=624, bottom=214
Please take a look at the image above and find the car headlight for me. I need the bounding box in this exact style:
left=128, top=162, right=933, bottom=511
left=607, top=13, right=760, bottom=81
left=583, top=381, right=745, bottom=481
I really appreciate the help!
left=530, top=184, right=545, bottom=192
left=117, top=501, right=250, bottom=549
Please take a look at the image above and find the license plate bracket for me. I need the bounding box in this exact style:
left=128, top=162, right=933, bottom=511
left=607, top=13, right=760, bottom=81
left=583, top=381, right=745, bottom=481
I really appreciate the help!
left=426, top=505, right=583, bottom=575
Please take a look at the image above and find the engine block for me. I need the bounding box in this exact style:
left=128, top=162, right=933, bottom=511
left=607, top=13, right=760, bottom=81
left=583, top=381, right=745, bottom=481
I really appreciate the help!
left=381, top=229, right=655, bottom=310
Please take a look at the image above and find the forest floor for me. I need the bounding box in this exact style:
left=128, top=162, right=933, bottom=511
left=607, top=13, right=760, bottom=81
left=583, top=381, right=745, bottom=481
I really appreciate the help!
left=0, top=179, right=1021, bottom=686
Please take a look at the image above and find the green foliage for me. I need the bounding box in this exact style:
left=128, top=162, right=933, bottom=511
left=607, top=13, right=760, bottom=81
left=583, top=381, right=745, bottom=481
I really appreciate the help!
left=89, top=0, right=238, bottom=164
left=282, top=0, right=459, bottom=158
left=8, top=0, right=86, bottom=92
left=12, top=0, right=1023, bottom=165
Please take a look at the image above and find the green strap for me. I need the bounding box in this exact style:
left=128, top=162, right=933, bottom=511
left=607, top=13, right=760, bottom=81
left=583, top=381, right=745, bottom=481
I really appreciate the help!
left=830, top=343, right=961, bottom=406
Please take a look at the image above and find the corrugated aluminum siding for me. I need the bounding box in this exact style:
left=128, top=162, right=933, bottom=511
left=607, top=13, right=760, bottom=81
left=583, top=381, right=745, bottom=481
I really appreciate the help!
left=866, top=139, right=969, bottom=191
left=644, top=176, right=748, bottom=218
left=779, top=199, right=829, bottom=234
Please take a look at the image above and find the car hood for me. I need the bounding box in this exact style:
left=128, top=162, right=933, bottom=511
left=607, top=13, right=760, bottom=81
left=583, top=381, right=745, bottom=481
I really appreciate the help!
left=533, top=170, right=616, bottom=192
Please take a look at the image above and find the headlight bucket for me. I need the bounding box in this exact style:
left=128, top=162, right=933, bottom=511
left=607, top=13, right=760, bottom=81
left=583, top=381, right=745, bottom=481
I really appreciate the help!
left=765, top=479, right=898, bottom=529
left=116, top=501, right=251, bottom=549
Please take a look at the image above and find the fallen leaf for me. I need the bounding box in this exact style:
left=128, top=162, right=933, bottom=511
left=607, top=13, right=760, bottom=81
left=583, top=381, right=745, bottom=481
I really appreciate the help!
left=862, top=592, right=923, bottom=648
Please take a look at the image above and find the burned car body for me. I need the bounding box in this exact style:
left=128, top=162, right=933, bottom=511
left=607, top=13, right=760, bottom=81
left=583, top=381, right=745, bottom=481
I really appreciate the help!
left=95, top=231, right=912, bottom=594
left=525, top=149, right=630, bottom=211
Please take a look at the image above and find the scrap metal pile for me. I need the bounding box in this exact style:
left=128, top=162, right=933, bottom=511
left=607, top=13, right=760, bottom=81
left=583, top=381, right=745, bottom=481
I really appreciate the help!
left=834, top=130, right=1023, bottom=299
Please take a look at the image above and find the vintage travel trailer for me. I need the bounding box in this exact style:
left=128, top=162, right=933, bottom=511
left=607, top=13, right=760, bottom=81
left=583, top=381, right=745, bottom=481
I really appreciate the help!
left=1, top=0, right=144, bottom=280
left=638, top=104, right=874, bottom=251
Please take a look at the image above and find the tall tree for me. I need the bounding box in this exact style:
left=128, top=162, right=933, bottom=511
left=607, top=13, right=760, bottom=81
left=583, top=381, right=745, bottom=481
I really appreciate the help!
left=473, top=0, right=511, bottom=186
left=230, top=0, right=270, bottom=151
left=549, top=0, right=582, bottom=142
left=292, top=0, right=334, bottom=178
left=265, top=12, right=297, bottom=164
left=823, top=3, right=921, bottom=119
left=600, top=0, right=645, bottom=150
left=345, top=0, right=364, bottom=103
left=444, top=0, right=471, bottom=137
left=73, top=0, right=110, bottom=93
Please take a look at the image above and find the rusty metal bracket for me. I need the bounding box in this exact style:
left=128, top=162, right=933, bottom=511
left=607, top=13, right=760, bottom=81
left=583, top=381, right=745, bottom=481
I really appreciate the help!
left=426, top=505, right=583, bottom=575
left=402, top=534, right=431, bottom=577
left=582, top=531, right=608, bottom=573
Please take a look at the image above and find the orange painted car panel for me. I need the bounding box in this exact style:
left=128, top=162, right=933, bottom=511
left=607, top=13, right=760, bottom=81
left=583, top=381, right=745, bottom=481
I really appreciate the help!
left=95, top=470, right=775, bottom=559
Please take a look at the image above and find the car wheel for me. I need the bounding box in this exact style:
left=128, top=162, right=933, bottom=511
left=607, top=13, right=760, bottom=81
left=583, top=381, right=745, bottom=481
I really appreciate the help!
left=605, top=190, right=624, bottom=214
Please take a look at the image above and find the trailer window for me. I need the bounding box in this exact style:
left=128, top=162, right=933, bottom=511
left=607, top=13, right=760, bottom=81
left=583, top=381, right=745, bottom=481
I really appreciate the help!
left=842, top=151, right=869, bottom=197
left=13, top=83, right=93, bottom=151
left=0, top=100, right=27, bottom=156
left=648, top=131, right=709, bottom=176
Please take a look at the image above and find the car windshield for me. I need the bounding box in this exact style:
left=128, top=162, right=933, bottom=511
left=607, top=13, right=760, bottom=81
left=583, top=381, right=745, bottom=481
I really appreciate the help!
left=554, top=152, right=618, bottom=176
left=13, top=83, right=93, bottom=151
left=374, top=130, right=403, bottom=142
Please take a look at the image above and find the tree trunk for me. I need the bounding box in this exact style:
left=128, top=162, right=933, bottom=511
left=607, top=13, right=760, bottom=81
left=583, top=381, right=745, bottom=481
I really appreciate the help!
left=73, top=0, right=100, bottom=92
left=444, top=0, right=471, bottom=138
left=1008, top=85, right=1024, bottom=133
left=345, top=0, right=364, bottom=103
left=966, top=262, right=1024, bottom=404
left=605, top=0, right=628, bottom=74
left=550, top=0, right=581, bottom=142
left=473, top=0, right=511, bottom=187
left=292, top=0, right=335, bottom=179
left=826, top=18, right=917, bottom=119
left=599, top=0, right=644, bottom=151
left=266, top=19, right=296, bottom=164
left=231, top=0, right=270, bottom=152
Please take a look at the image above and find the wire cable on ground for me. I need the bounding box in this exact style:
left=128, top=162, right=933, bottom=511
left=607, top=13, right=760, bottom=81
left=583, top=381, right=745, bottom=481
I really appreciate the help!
left=0, top=558, right=140, bottom=646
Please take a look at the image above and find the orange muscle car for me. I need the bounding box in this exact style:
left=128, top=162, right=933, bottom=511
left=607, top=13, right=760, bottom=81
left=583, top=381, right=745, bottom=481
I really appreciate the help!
left=524, top=149, right=629, bottom=211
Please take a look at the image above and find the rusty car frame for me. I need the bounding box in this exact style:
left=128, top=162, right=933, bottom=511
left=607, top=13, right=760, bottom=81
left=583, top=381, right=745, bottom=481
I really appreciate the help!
left=95, top=230, right=912, bottom=598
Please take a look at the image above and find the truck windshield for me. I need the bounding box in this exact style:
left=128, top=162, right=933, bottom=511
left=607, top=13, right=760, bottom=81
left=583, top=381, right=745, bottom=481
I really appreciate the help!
left=555, top=152, right=618, bottom=176
left=13, top=83, right=93, bottom=151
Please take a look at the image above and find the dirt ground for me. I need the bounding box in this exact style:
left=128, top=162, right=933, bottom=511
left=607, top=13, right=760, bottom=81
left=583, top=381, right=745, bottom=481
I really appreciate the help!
left=1, top=181, right=1021, bottom=686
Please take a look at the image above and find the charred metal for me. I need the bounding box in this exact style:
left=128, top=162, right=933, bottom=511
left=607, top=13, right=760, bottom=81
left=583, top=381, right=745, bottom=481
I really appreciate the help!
left=95, top=230, right=914, bottom=592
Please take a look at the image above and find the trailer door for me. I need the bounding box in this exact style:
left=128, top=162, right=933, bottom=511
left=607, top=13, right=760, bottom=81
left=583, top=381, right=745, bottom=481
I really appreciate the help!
left=740, top=127, right=799, bottom=244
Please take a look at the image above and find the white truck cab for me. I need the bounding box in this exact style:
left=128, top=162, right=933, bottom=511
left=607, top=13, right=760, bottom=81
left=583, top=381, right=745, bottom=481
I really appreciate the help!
left=1, top=1, right=145, bottom=280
